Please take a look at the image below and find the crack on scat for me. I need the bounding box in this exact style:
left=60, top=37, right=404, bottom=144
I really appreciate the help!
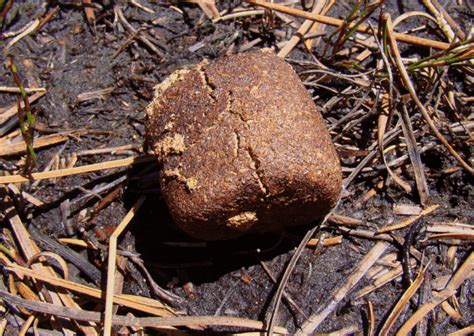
left=246, top=147, right=269, bottom=196
left=181, top=90, right=244, bottom=153
left=232, top=130, right=240, bottom=158
left=226, top=90, right=247, bottom=124
left=196, top=61, right=217, bottom=103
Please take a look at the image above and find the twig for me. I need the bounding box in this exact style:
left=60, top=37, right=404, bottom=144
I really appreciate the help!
left=377, top=204, right=440, bottom=233
left=5, top=203, right=96, bottom=335
left=259, top=261, right=307, bottom=318
left=295, top=242, right=389, bottom=335
left=0, top=86, right=46, bottom=93
left=277, top=0, right=327, bottom=58
left=422, top=0, right=455, bottom=42
left=397, top=252, right=473, bottom=335
left=243, top=0, right=451, bottom=50
left=6, top=264, right=175, bottom=317
left=399, top=104, right=430, bottom=205
left=0, top=133, right=70, bottom=157
left=379, top=261, right=430, bottom=335
left=29, top=226, right=102, bottom=286
left=384, top=14, right=473, bottom=174
left=266, top=224, right=320, bottom=335
left=0, top=289, right=288, bottom=334
left=103, top=196, right=146, bottom=336
left=128, top=255, right=182, bottom=304
left=367, top=300, right=375, bottom=336
left=115, top=5, right=165, bottom=58
left=0, top=156, right=154, bottom=184
left=76, top=144, right=140, bottom=156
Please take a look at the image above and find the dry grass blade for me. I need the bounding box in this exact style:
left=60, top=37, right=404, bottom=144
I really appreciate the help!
left=0, top=133, right=69, bottom=156
left=379, top=262, right=429, bottom=335
left=27, top=251, right=70, bottom=281
left=277, top=0, right=327, bottom=59
left=427, top=222, right=474, bottom=234
left=267, top=225, right=320, bottom=335
left=243, top=0, right=451, bottom=49
left=0, top=318, right=7, bottom=335
left=377, top=204, right=439, bottom=233
left=384, top=13, right=473, bottom=174
left=4, top=19, right=39, bottom=52
left=0, top=289, right=288, bottom=334
left=29, top=225, right=102, bottom=286
left=397, top=252, right=474, bottom=335
left=296, top=241, right=389, bottom=335
left=354, top=259, right=418, bottom=300
left=441, top=301, right=463, bottom=322
left=430, top=0, right=466, bottom=40
left=448, top=325, right=474, bottom=336
left=399, top=104, right=430, bottom=205
left=6, top=264, right=175, bottom=317
left=5, top=204, right=97, bottom=335
left=367, top=300, right=375, bottom=336
left=422, top=0, right=455, bottom=42
left=0, top=92, right=45, bottom=125
left=304, top=0, right=335, bottom=50
left=378, top=112, right=412, bottom=193
left=104, top=196, right=146, bottom=336
left=18, top=315, right=35, bottom=336
left=0, top=86, right=46, bottom=93
left=426, top=233, right=474, bottom=241
left=0, top=156, right=154, bottom=184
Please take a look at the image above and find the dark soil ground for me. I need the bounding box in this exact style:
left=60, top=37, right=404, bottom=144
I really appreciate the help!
left=0, top=0, right=472, bottom=335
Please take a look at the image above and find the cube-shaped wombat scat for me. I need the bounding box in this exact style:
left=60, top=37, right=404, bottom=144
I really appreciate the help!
left=145, top=50, right=342, bottom=240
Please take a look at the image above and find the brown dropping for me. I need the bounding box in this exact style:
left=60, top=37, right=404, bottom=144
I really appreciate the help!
left=145, top=50, right=342, bottom=240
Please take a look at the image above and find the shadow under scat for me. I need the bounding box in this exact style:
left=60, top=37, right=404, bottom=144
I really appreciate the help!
left=125, top=187, right=319, bottom=287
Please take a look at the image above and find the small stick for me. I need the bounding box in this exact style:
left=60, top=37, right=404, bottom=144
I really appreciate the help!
left=304, top=0, right=335, bottom=50
left=7, top=263, right=175, bottom=317
left=103, top=196, right=146, bottom=336
left=296, top=241, right=389, bottom=335
left=0, top=289, right=288, bottom=334
left=244, top=0, right=451, bottom=50
left=367, top=300, right=375, bottom=336
left=0, top=133, right=70, bottom=156
left=384, top=13, right=473, bottom=174
left=377, top=204, right=440, bottom=233
left=0, top=156, right=154, bottom=184
left=422, top=0, right=455, bottom=42
left=277, top=0, right=327, bottom=58
left=379, top=262, right=429, bottom=335
left=0, top=86, right=46, bottom=93
left=397, top=252, right=473, bottom=335
left=448, top=325, right=474, bottom=336
left=267, top=225, right=320, bottom=335
left=430, top=0, right=465, bottom=40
